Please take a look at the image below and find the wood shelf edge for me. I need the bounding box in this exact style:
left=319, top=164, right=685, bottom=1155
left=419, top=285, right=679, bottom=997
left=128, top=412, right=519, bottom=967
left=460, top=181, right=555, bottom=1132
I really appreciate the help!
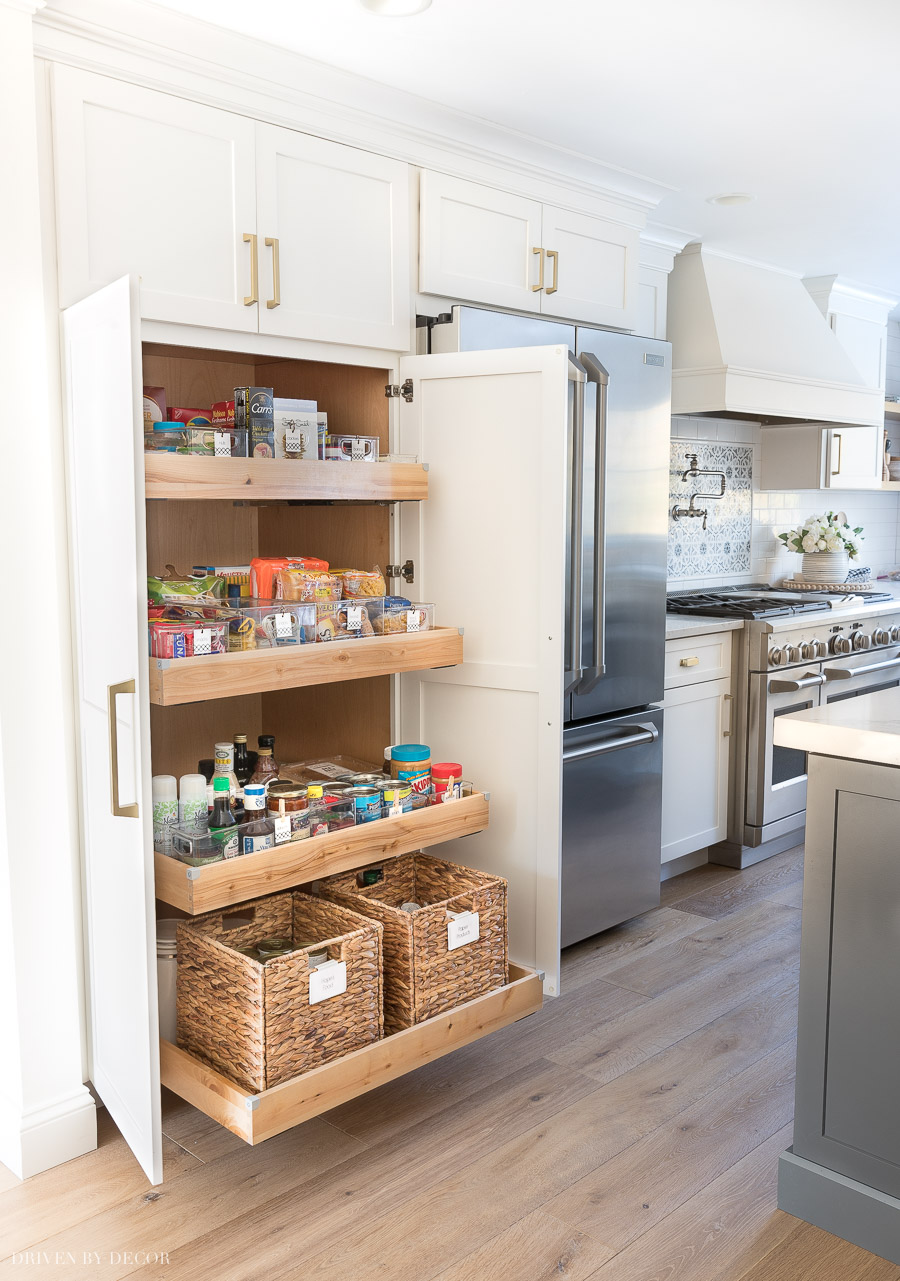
left=144, top=455, right=428, bottom=502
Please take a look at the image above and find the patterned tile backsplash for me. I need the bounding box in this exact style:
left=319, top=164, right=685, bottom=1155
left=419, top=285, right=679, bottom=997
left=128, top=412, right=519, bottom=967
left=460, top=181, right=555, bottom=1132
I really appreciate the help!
left=668, top=441, right=753, bottom=580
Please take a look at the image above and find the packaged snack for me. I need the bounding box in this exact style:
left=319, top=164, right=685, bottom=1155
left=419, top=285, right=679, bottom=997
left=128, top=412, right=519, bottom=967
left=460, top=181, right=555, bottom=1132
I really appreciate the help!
left=315, top=598, right=377, bottom=642
left=333, top=568, right=387, bottom=598
left=211, top=400, right=235, bottom=427
left=143, top=386, right=166, bottom=433
left=249, top=556, right=329, bottom=599
left=324, top=435, right=380, bottom=462
left=278, top=567, right=342, bottom=603
left=149, top=618, right=227, bottom=659
left=169, top=407, right=211, bottom=427
left=147, top=567, right=226, bottom=605
left=371, top=599, right=435, bottom=635
left=273, top=398, right=318, bottom=459
left=235, top=386, right=274, bottom=457
left=237, top=599, right=316, bottom=649
left=185, top=428, right=248, bottom=457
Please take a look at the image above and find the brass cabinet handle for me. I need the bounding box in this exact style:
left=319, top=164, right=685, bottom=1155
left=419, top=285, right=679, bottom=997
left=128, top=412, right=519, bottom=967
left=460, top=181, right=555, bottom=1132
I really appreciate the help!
left=108, top=679, right=139, bottom=818
left=243, top=232, right=258, bottom=306
left=680, top=656, right=700, bottom=667
left=546, top=249, right=559, bottom=294
left=831, top=432, right=842, bottom=476
left=531, top=246, right=544, bottom=292
left=723, top=691, right=733, bottom=737
left=265, top=236, right=280, bottom=309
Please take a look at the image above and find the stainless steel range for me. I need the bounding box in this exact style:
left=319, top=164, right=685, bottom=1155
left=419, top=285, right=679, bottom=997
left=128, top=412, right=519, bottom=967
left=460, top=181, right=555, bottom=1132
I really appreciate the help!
left=668, top=585, right=900, bottom=867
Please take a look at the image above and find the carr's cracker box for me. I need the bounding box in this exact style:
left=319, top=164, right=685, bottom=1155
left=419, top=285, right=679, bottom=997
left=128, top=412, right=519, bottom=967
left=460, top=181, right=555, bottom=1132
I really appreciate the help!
left=235, top=387, right=274, bottom=458
left=274, top=398, right=318, bottom=459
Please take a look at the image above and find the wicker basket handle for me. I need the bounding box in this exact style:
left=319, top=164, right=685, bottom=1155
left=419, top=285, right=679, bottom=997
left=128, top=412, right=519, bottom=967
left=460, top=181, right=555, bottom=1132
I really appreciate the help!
left=221, top=907, right=256, bottom=930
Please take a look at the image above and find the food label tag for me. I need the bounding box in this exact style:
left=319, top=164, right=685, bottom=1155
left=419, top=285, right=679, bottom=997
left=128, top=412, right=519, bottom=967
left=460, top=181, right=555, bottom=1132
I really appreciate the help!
left=346, top=605, right=363, bottom=630
left=406, top=612, right=420, bottom=633
left=285, top=424, right=305, bottom=454
left=447, top=911, right=479, bottom=952
left=193, top=628, right=212, bottom=655
left=214, top=431, right=231, bottom=457
left=274, top=611, right=293, bottom=639
left=309, top=960, right=347, bottom=1005
left=273, top=815, right=292, bottom=844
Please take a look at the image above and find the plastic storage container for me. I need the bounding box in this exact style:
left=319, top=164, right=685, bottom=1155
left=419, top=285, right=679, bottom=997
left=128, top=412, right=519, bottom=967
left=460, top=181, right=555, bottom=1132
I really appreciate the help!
left=185, top=427, right=249, bottom=457
left=315, top=598, right=379, bottom=642
left=234, top=599, right=317, bottom=649
left=149, top=618, right=227, bottom=659
left=370, top=599, right=435, bottom=635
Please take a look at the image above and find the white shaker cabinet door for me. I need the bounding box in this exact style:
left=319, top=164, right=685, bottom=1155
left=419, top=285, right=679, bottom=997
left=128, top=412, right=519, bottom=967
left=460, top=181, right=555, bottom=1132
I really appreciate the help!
left=660, top=677, right=732, bottom=864
left=62, top=278, right=161, bottom=1184
left=418, top=170, right=543, bottom=311
left=540, top=204, right=640, bottom=330
left=823, top=425, right=882, bottom=489
left=52, top=66, right=258, bottom=332
left=256, top=124, right=410, bottom=349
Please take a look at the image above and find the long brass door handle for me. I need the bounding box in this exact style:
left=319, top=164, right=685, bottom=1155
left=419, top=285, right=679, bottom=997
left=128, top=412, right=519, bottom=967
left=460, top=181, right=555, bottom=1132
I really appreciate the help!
left=265, top=236, right=280, bottom=309
left=831, top=432, right=842, bottom=476
left=723, top=691, right=733, bottom=737
left=243, top=232, right=258, bottom=306
left=531, top=246, right=544, bottom=293
left=108, top=679, right=139, bottom=818
left=546, top=249, right=559, bottom=294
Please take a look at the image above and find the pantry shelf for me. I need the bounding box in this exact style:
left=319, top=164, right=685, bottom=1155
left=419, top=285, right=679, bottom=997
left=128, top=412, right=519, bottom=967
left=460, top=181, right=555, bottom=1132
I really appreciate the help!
left=144, top=454, right=429, bottom=502
left=148, top=628, right=464, bottom=705
left=159, top=962, right=542, bottom=1144
left=154, top=791, right=490, bottom=913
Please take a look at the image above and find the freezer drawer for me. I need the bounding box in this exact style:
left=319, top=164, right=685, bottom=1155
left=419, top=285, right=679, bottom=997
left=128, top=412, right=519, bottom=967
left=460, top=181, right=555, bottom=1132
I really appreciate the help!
left=561, top=707, right=663, bottom=948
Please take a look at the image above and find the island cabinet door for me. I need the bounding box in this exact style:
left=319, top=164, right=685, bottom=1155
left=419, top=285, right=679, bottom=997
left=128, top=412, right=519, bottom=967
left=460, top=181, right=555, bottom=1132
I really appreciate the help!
left=394, top=345, right=570, bottom=996
left=794, top=756, right=900, bottom=1198
left=62, top=277, right=161, bottom=1185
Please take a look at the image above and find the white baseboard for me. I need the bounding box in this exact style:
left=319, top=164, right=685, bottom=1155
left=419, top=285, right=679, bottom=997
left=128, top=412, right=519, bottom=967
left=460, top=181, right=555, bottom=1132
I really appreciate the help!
left=660, top=847, right=709, bottom=881
left=0, top=1086, right=97, bottom=1180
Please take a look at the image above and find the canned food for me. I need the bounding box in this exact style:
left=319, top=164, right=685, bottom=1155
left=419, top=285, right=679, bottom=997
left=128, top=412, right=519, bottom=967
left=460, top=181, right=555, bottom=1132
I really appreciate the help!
left=376, top=780, right=413, bottom=814
left=323, top=782, right=354, bottom=801
left=347, top=771, right=389, bottom=786
left=234, top=944, right=261, bottom=960
left=346, top=785, right=383, bottom=824
left=256, top=936, right=294, bottom=959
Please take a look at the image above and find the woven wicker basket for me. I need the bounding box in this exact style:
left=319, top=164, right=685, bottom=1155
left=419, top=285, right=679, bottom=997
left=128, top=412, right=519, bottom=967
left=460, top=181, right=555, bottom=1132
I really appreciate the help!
left=318, top=852, right=508, bottom=1035
left=176, top=891, right=383, bottom=1092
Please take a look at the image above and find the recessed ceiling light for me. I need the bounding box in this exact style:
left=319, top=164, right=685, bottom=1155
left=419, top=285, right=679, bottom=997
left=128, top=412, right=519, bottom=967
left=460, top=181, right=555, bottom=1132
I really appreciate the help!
left=359, top=0, right=432, bottom=13
left=706, top=192, right=754, bottom=207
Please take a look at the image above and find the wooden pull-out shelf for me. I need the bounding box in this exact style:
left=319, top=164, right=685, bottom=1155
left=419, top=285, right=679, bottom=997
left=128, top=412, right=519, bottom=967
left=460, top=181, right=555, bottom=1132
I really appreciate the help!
left=155, top=791, right=490, bottom=914
left=144, top=455, right=428, bottom=502
left=160, top=963, right=541, bottom=1144
left=149, top=628, right=463, bottom=705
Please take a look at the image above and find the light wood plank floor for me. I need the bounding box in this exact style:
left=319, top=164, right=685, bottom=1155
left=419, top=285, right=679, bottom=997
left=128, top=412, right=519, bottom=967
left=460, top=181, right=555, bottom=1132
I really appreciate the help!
left=3, top=846, right=899, bottom=1280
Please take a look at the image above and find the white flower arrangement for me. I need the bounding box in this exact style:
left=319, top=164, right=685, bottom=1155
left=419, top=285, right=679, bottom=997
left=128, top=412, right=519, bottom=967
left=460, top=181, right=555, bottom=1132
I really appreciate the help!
left=777, top=512, right=863, bottom=560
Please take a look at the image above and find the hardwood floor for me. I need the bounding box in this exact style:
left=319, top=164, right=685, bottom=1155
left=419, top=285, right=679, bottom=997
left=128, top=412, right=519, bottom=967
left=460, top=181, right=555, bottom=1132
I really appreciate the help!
left=3, top=845, right=899, bottom=1280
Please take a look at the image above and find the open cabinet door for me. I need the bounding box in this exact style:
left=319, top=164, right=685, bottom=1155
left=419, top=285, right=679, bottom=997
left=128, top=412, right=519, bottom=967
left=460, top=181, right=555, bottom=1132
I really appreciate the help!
left=62, top=277, right=161, bottom=1183
left=396, top=346, right=569, bottom=995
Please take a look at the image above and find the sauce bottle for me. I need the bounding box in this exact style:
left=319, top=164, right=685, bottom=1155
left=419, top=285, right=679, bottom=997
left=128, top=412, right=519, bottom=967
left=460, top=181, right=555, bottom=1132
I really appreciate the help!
left=209, top=777, right=239, bottom=859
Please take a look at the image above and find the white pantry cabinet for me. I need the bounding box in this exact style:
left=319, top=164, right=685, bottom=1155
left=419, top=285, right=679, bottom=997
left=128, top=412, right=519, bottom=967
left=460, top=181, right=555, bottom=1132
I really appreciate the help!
left=758, top=423, right=883, bottom=491
left=419, top=170, right=639, bottom=330
left=52, top=68, right=410, bottom=349
left=661, top=634, right=733, bottom=864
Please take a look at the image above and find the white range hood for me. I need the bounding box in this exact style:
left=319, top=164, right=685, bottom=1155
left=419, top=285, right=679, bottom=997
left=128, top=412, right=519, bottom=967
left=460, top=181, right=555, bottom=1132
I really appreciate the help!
left=667, top=244, right=884, bottom=426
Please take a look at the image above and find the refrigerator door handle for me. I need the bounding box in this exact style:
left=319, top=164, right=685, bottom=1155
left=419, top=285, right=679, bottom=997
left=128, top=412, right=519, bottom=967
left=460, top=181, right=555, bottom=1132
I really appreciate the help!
left=563, top=723, right=658, bottom=762
left=575, top=351, right=609, bottom=695
left=565, top=355, right=587, bottom=694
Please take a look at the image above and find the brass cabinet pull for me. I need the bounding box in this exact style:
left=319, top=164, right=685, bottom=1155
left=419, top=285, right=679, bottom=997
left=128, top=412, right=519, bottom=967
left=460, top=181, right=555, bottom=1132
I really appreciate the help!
left=831, top=431, right=842, bottom=476
left=531, top=246, right=544, bottom=292
left=108, top=679, right=139, bottom=819
left=243, top=232, right=258, bottom=306
left=265, top=236, right=280, bottom=309
left=680, top=656, right=700, bottom=667
left=546, top=249, right=559, bottom=294
left=723, top=691, right=733, bottom=737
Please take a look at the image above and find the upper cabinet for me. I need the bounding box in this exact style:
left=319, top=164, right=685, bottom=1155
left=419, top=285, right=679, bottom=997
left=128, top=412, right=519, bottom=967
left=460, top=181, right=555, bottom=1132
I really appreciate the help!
left=758, top=423, right=884, bottom=491
left=52, top=68, right=410, bottom=350
left=419, top=171, right=640, bottom=331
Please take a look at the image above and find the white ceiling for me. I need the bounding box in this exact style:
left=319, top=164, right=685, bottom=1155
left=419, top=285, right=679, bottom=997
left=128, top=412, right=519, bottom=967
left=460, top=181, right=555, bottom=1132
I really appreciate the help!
left=148, top=0, right=900, bottom=299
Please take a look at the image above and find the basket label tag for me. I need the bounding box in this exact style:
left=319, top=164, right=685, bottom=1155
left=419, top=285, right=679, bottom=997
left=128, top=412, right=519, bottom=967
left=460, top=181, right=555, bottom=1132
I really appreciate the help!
left=193, top=628, right=212, bottom=655
left=273, top=815, right=292, bottom=844
left=447, top=911, right=479, bottom=951
left=346, top=605, right=363, bottom=630
left=406, top=611, right=420, bottom=632
left=214, top=431, right=231, bottom=457
left=309, top=959, right=347, bottom=1004
left=274, top=611, right=293, bottom=639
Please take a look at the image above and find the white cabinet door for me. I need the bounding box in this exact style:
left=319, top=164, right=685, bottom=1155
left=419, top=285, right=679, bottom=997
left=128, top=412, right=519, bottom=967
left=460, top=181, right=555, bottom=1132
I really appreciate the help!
left=539, top=205, right=639, bottom=329
left=62, top=277, right=161, bottom=1184
left=256, top=124, right=409, bottom=349
left=418, top=171, right=543, bottom=311
left=824, top=425, right=883, bottom=489
left=395, top=345, right=570, bottom=996
left=53, top=66, right=258, bottom=332
left=661, top=677, right=732, bottom=864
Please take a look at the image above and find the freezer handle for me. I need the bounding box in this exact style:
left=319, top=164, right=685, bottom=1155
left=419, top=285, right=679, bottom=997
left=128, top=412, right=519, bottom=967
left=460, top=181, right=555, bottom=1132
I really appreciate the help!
left=563, top=723, right=658, bottom=762
left=575, top=351, right=609, bottom=695
left=565, top=355, right=587, bottom=694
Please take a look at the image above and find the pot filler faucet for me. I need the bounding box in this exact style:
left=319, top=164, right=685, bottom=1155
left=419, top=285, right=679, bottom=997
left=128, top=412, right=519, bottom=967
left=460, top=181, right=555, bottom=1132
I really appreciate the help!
left=671, top=453, right=727, bottom=531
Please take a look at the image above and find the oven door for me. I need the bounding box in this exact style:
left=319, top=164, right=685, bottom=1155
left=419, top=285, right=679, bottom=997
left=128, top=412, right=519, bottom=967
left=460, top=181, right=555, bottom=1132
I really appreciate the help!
left=822, top=645, right=900, bottom=705
left=746, top=667, right=825, bottom=830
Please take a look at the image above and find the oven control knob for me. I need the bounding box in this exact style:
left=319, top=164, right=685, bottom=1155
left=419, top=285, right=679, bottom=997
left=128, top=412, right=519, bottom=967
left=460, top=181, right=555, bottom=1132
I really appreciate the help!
left=831, top=634, right=853, bottom=655
left=768, top=647, right=786, bottom=666
left=801, top=641, right=817, bottom=660
left=873, top=628, right=891, bottom=646
left=853, top=631, right=870, bottom=651
left=892, top=626, right=900, bottom=644
left=815, top=639, right=829, bottom=659
left=786, top=645, right=802, bottom=663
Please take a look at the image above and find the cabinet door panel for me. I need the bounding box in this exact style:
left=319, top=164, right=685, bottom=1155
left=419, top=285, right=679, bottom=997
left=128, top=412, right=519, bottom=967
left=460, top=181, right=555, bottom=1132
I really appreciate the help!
left=256, top=125, right=409, bottom=349
left=419, top=171, right=542, bottom=311
left=824, top=425, right=882, bottom=489
left=540, top=205, right=639, bottom=329
left=62, top=277, right=161, bottom=1185
left=53, top=66, right=257, bottom=332
left=661, top=678, right=731, bottom=863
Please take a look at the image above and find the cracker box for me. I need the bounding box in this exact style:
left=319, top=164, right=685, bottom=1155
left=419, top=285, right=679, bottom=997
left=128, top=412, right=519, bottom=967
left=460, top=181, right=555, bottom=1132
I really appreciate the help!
left=235, top=386, right=274, bottom=458
left=211, top=400, right=236, bottom=428
left=143, top=386, right=166, bottom=434
left=169, top=407, right=211, bottom=427
left=274, top=398, right=318, bottom=459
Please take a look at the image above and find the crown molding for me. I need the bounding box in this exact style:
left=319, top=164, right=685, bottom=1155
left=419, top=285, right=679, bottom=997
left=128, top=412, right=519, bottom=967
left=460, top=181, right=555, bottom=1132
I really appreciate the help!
left=1, top=0, right=46, bottom=13
left=34, top=0, right=674, bottom=223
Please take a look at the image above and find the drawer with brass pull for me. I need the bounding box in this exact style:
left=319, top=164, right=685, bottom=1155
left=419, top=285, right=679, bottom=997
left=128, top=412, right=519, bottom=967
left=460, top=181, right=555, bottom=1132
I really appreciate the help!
left=665, top=633, right=733, bottom=689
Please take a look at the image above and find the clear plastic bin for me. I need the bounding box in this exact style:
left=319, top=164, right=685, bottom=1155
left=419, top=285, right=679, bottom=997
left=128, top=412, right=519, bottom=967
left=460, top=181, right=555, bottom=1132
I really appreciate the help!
left=370, top=599, right=435, bottom=635
left=308, top=798, right=355, bottom=837
left=144, top=425, right=188, bottom=453
left=185, top=427, right=249, bottom=457
left=149, top=618, right=227, bottom=659
left=234, top=599, right=316, bottom=650
left=315, top=598, right=380, bottom=642
left=323, top=434, right=380, bottom=462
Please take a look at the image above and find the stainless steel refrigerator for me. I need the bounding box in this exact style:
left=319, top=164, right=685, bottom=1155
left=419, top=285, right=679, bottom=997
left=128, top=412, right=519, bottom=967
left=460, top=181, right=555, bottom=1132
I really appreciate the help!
left=428, top=306, right=671, bottom=946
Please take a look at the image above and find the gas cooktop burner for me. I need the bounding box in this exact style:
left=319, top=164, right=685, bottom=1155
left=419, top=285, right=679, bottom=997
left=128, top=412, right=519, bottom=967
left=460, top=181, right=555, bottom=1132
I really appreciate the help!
left=666, top=593, right=826, bottom=620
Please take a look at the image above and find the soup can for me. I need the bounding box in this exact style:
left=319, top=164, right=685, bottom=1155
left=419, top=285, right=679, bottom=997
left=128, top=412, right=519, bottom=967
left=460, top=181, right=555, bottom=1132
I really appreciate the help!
left=376, top=780, right=413, bottom=814
left=346, top=785, right=382, bottom=824
left=347, top=771, right=389, bottom=787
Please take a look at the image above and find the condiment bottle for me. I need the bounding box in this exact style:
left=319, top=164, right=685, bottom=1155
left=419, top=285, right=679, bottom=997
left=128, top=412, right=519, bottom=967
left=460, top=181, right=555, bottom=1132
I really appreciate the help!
left=233, top=733, right=252, bottom=787
left=249, top=746, right=279, bottom=789
left=178, top=773, right=209, bottom=831
left=209, top=777, right=239, bottom=859
left=214, top=741, right=242, bottom=801
left=240, top=784, right=275, bottom=855
left=152, top=775, right=178, bottom=855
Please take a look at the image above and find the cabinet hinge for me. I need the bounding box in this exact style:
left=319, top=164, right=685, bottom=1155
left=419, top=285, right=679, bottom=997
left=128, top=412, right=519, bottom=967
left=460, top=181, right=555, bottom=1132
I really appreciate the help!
left=385, top=559, right=415, bottom=584
left=385, top=378, right=414, bottom=403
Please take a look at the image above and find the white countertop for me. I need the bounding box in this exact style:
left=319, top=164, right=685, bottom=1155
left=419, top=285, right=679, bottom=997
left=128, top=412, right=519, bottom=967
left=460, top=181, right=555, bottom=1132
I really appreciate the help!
left=773, top=686, right=900, bottom=767
left=665, top=616, right=744, bottom=640
left=764, top=582, right=900, bottom=633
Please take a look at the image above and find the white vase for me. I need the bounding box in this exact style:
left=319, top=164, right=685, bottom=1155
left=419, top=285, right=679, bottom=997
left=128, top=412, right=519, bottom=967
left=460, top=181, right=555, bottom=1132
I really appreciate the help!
left=800, top=551, right=850, bottom=584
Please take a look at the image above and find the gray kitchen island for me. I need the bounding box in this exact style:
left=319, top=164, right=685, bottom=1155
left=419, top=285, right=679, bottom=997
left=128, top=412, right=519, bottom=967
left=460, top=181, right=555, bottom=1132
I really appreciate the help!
left=775, top=688, right=900, bottom=1265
